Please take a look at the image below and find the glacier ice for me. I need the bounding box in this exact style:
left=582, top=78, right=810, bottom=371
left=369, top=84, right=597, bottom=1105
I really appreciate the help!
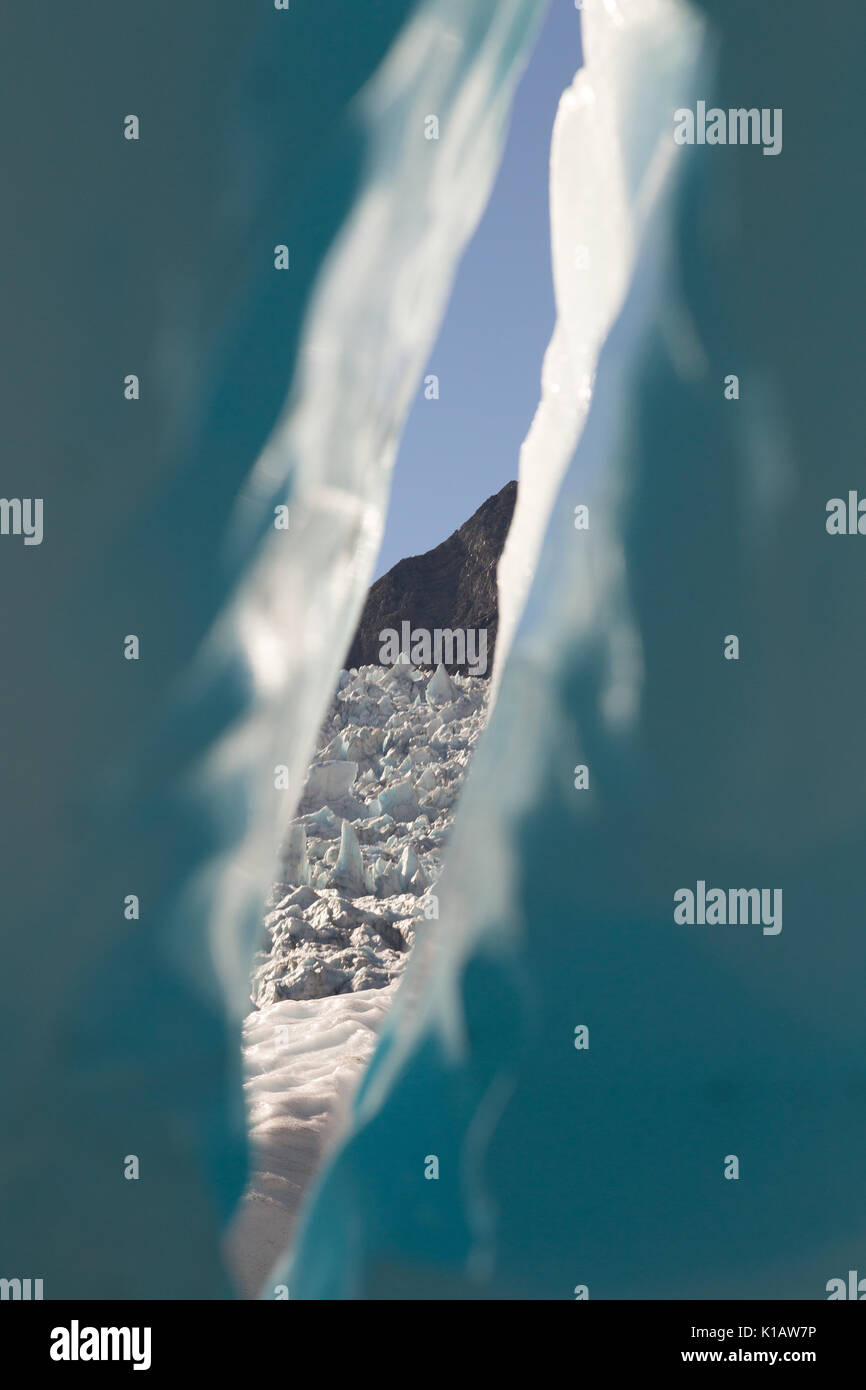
left=376, top=780, right=422, bottom=824
left=227, top=986, right=396, bottom=1298
left=0, top=0, right=544, bottom=1297
left=494, top=0, right=704, bottom=692
left=398, top=845, right=421, bottom=891
left=426, top=663, right=458, bottom=706
left=7, top=0, right=862, bottom=1305
left=235, top=662, right=489, bottom=1280
left=302, top=761, right=360, bottom=814
left=279, top=823, right=311, bottom=888
left=285, top=0, right=866, bottom=1299
left=330, top=822, right=367, bottom=898
left=248, top=663, right=488, bottom=1015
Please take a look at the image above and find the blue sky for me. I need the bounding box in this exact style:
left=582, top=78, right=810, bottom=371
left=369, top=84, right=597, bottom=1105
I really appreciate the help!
left=374, top=0, right=583, bottom=577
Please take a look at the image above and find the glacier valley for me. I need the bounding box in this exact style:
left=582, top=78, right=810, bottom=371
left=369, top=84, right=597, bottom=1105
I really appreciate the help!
left=231, top=660, right=488, bottom=1293
left=253, top=662, right=487, bottom=1005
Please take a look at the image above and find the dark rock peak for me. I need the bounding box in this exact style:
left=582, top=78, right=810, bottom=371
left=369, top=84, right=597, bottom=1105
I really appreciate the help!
left=344, top=480, right=517, bottom=676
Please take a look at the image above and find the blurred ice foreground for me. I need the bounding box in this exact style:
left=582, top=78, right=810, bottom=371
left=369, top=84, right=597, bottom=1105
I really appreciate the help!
left=287, top=0, right=866, bottom=1299
left=0, top=0, right=545, bottom=1296
left=4, top=0, right=866, bottom=1303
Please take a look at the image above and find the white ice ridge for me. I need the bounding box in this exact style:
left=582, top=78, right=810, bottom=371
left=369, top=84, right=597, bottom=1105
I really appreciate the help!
left=249, top=663, right=488, bottom=1006
left=493, top=0, right=704, bottom=693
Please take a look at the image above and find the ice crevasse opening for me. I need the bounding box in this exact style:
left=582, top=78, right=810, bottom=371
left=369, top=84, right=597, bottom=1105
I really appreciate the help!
left=287, top=0, right=866, bottom=1300
left=4, top=0, right=865, bottom=1303
left=239, top=0, right=712, bottom=1296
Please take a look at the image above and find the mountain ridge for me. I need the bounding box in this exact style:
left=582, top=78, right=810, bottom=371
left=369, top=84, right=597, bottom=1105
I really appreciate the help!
left=344, top=479, right=517, bottom=675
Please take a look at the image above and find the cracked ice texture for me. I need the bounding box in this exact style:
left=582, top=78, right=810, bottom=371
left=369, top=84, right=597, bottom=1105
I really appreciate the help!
left=229, top=660, right=488, bottom=1292
left=0, top=0, right=545, bottom=1297
left=249, top=664, right=487, bottom=1007
left=286, top=0, right=866, bottom=1299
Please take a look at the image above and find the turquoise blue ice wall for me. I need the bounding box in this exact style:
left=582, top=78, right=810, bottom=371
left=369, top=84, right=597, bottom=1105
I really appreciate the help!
left=0, top=1, right=546, bottom=1296
left=288, top=0, right=866, bottom=1298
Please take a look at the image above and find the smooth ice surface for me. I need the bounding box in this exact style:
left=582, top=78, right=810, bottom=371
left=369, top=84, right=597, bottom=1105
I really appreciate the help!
left=0, top=0, right=544, bottom=1297
left=227, top=987, right=394, bottom=1299
left=288, top=0, right=866, bottom=1299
